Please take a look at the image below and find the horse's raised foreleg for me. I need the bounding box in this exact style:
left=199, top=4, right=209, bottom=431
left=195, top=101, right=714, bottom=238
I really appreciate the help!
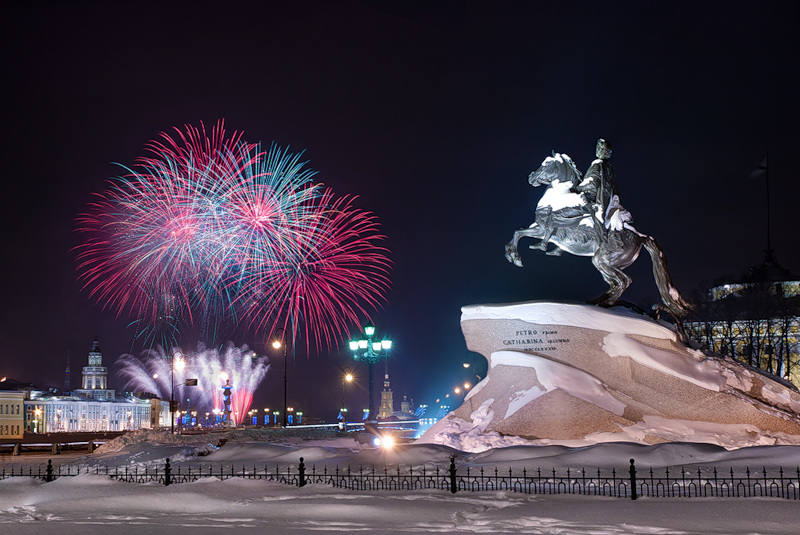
left=529, top=207, right=554, bottom=252
left=505, top=226, right=542, bottom=267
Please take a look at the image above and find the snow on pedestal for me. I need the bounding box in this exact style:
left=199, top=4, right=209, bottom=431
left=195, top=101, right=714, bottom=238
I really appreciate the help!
left=419, top=302, right=800, bottom=452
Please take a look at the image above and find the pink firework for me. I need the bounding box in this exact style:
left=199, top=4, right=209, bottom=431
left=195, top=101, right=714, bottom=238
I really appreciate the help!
left=77, top=121, right=392, bottom=350
left=76, top=122, right=257, bottom=344
left=231, top=188, right=392, bottom=352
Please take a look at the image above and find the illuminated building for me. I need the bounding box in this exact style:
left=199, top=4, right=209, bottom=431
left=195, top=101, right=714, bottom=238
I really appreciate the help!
left=378, top=364, right=394, bottom=419
left=686, top=254, right=800, bottom=388
left=0, top=390, right=24, bottom=439
left=20, top=338, right=153, bottom=433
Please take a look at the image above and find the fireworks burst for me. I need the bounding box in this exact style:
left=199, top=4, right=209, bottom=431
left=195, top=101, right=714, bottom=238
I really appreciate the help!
left=76, top=121, right=391, bottom=351
left=116, top=343, right=268, bottom=426
left=232, top=189, right=392, bottom=351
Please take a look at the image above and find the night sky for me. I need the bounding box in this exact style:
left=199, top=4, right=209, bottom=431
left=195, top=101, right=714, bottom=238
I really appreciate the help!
left=3, top=2, right=799, bottom=420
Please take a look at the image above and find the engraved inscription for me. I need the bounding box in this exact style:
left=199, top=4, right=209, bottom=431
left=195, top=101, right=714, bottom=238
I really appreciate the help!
left=502, top=328, right=570, bottom=352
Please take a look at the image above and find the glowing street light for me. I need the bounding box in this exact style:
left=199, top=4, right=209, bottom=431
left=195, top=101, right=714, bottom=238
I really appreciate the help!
left=271, top=328, right=289, bottom=428
left=348, top=321, right=392, bottom=423
left=170, top=351, right=181, bottom=434
left=170, top=351, right=197, bottom=433
left=341, top=368, right=353, bottom=429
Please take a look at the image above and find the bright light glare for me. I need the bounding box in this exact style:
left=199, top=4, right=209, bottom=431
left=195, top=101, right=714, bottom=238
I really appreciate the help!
left=463, top=363, right=470, bottom=368
left=345, top=373, right=353, bottom=382
left=152, top=373, right=158, bottom=379
left=372, top=437, right=382, bottom=447
left=219, top=372, right=229, bottom=381
left=272, top=340, right=282, bottom=349
left=175, top=358, right=185, bottom=371
left=464, top=383, right=471, bottom=389
left=382, top=436, right=395, bottom=448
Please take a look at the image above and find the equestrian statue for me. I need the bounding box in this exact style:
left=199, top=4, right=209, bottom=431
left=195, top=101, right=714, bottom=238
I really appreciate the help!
left=504, top=139, right=692, bottom=333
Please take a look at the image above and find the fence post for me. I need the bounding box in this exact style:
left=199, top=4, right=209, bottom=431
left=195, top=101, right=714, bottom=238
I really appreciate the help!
left=164, top=458, right=172, bottom=487
left=629, top=459, right=638, bottom=500
left=449, top=456, right=457, bottom=494
left=298, top=457, right=306, bottom=487
left=45, top=459, right=54, bottom=482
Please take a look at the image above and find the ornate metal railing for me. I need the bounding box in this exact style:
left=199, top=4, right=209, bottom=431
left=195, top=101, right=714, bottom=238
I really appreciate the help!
left=3, top=457, right=798, bottom=499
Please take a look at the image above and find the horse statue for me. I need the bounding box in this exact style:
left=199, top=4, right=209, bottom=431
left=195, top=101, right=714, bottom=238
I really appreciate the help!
left=504, top=152, right=692, bottom=330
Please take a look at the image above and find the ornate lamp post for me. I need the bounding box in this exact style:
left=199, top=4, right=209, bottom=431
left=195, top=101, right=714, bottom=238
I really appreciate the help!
left=271, top=328, right=289, bottom=428
left=348, top=321, right=392, bottom=423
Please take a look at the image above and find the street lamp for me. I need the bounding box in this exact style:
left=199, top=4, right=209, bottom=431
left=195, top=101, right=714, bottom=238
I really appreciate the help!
left=170, top=351, right=197, bottom=433
left=348, top=321, right=392, bottom=423
left=271, top=328, right=289, bottom=428
left=170, top=351, right=184, bottom=434
left=341, top=368, right=353, bottom=429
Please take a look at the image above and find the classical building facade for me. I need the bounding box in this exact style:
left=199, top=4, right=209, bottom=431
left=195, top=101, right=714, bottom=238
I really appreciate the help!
left=0, top=390, right=24, bottom=439
left=22, top=338, right=153, bottom=433
left=24, top=393, right=151, bottom=433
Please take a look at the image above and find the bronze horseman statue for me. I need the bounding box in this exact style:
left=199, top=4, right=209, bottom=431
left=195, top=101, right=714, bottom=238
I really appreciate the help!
left=504, top=139, right=692, bottom=333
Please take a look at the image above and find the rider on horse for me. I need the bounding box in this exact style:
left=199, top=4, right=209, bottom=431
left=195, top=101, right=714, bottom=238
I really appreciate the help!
left=506, top=140, right=692, bottom=327
left=575, top=139, right=632, bottom=253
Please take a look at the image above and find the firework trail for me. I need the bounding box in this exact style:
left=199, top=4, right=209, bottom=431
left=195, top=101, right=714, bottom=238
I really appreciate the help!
left=116, top=343, right=268, bottom=426
left=77, top=120, right=391, bottom=354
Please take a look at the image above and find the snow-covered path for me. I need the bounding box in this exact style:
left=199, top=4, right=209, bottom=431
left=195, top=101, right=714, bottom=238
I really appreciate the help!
left=1, top=474, right=798, bottom=534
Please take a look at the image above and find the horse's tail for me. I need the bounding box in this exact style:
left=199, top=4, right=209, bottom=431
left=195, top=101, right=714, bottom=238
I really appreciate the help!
left=642, top=236, right=693, bottom=320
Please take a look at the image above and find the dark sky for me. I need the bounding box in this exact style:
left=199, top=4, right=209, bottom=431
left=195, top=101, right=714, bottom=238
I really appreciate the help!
left=3, top=2, right=799, bottom=420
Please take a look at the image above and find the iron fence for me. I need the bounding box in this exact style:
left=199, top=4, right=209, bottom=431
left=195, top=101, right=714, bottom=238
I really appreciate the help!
left=2, top=457, right=798, bottom=500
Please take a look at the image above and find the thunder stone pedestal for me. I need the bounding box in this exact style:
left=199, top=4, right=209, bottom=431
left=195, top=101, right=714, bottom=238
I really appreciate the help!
left=421, top=302, right=800, bottom=449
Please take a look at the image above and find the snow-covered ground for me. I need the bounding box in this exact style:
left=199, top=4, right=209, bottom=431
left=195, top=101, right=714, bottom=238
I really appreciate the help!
left=1, top=430, right=798, bottom=534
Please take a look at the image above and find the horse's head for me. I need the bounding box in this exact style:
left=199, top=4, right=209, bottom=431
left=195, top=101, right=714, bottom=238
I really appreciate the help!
left=528, top=152, right=582, bottom=187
